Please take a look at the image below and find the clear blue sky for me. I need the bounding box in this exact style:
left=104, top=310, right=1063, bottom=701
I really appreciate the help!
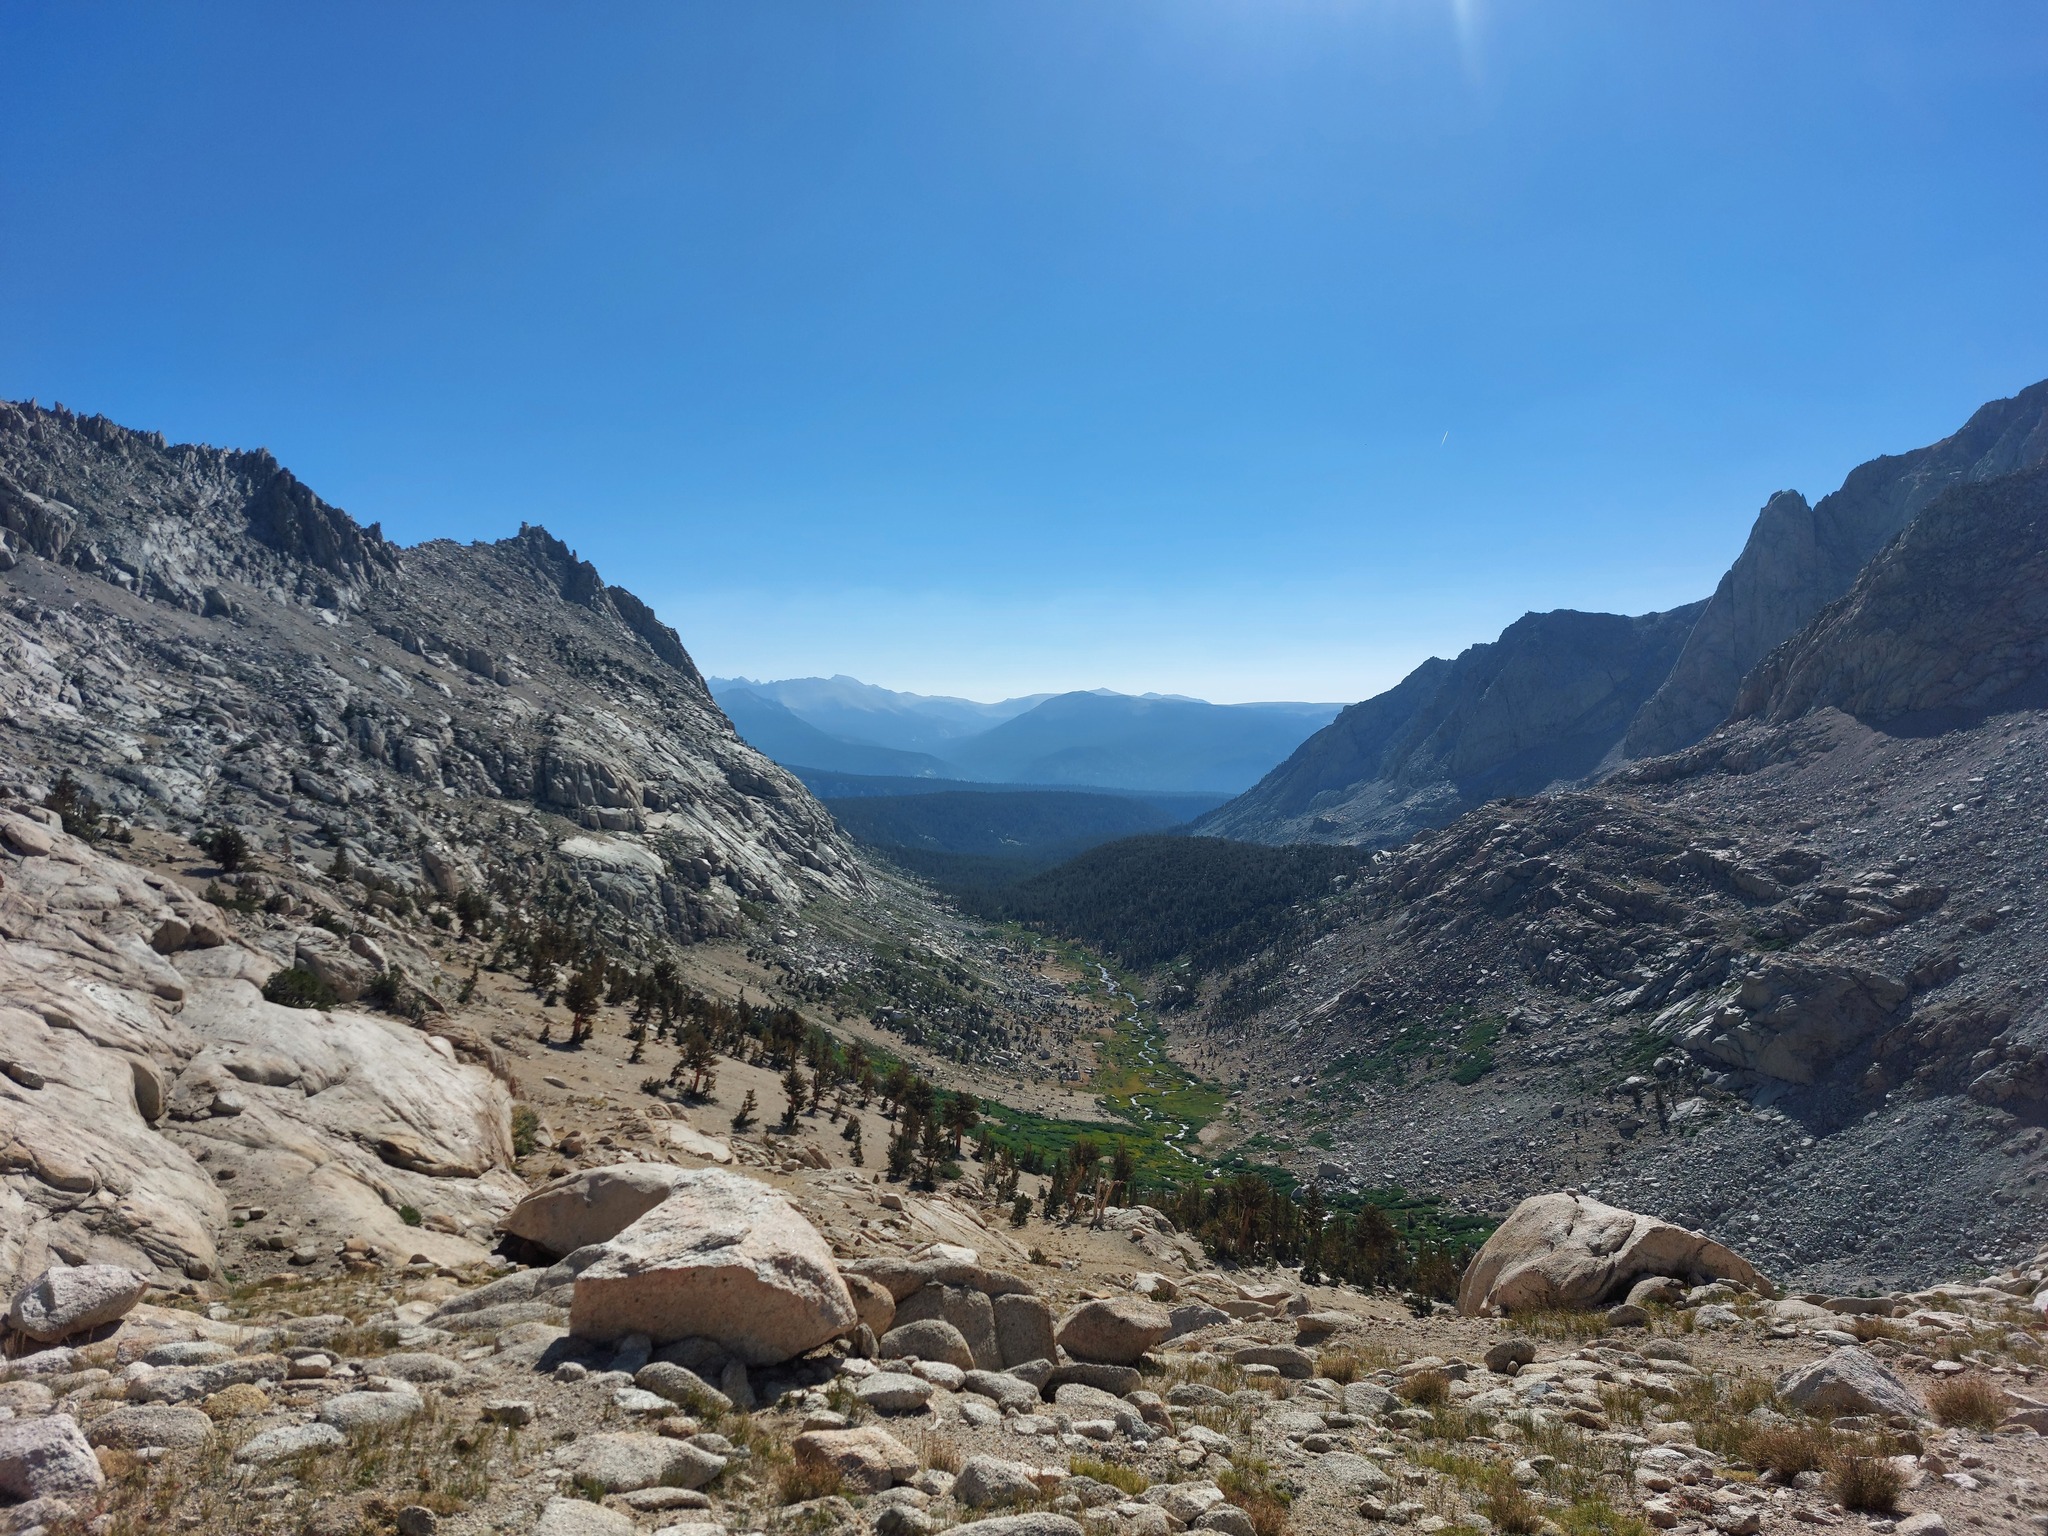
left=5, top=3, right=2046, bottom=703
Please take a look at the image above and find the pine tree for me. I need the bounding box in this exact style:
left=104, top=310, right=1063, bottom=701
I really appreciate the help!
left=781, top=1065, right=807, bottom=1129
left=731, top=1089, right=758, bottom=1133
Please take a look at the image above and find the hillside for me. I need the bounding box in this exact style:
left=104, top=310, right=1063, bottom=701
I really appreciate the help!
left=1197, top=603, right=1702, bottom=846
left=1205, top=378, right=2048, bottom=848
left=715, top=686, right=958, bottom=779
left=1157, top=454, right=2048, bottom=1286
left=0, top=400, right=862, bottom=943
left=708, top=673, right=1047, bottom=754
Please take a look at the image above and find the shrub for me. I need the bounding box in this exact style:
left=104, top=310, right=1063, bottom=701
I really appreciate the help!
left=1218, top=1460, right=1291, bottom=1536
left=204, top=826, right=250, bottom=872
left=398, top=1205, right=422, bottom=1228
left=1828, top=1454, right=1903, bottom=1515
left=261, top=966, right=336, bottom=1010
left=510, top=1103, right=541, bottom=1158
left=1318, top=1348, right=1364, bottom=1385
left=1401, top=1369, right=1450, bottom=1408
left=1744, top=1422, right=1833, bottom=1479
left=1928, top=1371, right=2004, bottom=1431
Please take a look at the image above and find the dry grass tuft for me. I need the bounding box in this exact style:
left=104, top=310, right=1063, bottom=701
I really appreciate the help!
left=1071, top=1456, right=1150, bottom=1495
left=1828, top=1453, right=1904, bottom=1515
left=918, top=1430, right=964, bottom=1474
left=775, top=1458, right=845, bottom=1504
left=1219, top=1460, right=1292, bottom=1536
left=1401, top=1369, right=1451, bottom=1408
left=1477, top=1465, right=1542, bottom=1536
left=1928, top=1371, right=2004, bottom=1431
left=1743, top=1422, right=1834, bottom=1479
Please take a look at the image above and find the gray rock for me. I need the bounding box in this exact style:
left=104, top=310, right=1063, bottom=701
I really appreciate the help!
left=84, top=1405, right=214, bottom=1450
left=6, top=1264, right=146, bottom=1343
left=992, top=1292, right=1058, bottom=1370
left=142, top=1342, right=234, bottom=1367
left=235, top=1421, right=347, bottom=1463
left=482, top=1399, right=535, bottom=1425
left=371, top=1352, right=463, bottom=1382
left=945, top=1516, right=1085, bottom=1536
left=1167, top=1303, right=1230, bottom=1337
left=1230, top=1344, right=1314, bottom=1379
left=533, top=1497, right=639, bottom=1536
left=0, top=1415, right=104, bottom=1501
left=963, top=1370, right=1044, bottom=1412
left=571, top=1432, right=725, bottom=1493
left=1055, top=1298, right=1171, bottom=1366
left=1050, top=1361, right=1141, bottom=1395
left=880, top=1318, right=976, bottom=1371
left=954, top=1453, right=1047, bottom=1509
left=317, top=1383, right=425, bottom=1431
left=856, top=1371, right=935, bottom=1414
left=1194, top=1506, right=1257, bottom=1536
left=1484, top=1338, right=1537, bottom=1372
left=1777, top=1348, right=1923, bottom=1420
left=897, top=1285, right=1002, bottom=1371
left=635, top=1361, right=732, bottom=1413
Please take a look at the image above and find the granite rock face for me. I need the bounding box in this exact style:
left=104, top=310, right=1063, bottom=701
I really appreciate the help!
left=1734, top=463, right=2048, bottom=731
left=1624, top=379, right=2048, bottom=758
left=0, top=812, right=521, bottom=1288
left=0, top=400, right=861, bottom=955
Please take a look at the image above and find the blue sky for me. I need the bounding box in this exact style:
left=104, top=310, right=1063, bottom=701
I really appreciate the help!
left=5, top=3, right=2047, bottom=703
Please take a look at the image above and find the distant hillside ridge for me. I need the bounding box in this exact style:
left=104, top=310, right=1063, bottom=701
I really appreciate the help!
left=1203, top=376, right=2048, bottom=847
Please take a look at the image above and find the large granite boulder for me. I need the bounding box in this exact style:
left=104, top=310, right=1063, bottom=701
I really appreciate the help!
left=1778, top=1348, right=1923, bottom=1420
left=6, top=1263, right=147, bottom=1342
left=1054, top=1297, right=1172, bottom=1365
left=1458, top=1191, right=1767, bottom=1315
left=501, top=1163, right=696, bottom=1257
left=569, top=1168, right=857, bottom=1364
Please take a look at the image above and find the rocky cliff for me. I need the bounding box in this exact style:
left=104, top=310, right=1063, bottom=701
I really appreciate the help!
left=1197, top=602, right=1702, bottom=847
left=1733, top=461, right=2048, bottom=730
left=1203, top=378, right=2048, bottom=849
left=0, top=401, right=861, bottom=942
left=1621, top=379, right=2048, bottom=757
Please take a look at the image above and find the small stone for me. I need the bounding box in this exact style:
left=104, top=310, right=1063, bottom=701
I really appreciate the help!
left=203, top=1382, right=271, bottom=1419
left=395, top=1506, right=438, bottom=1536
left=317, top=1384, right=425, bottom=1431
left=955, top=1453, right=1048, bottom=1508
left=533, top=1496, right=639, bottom=1536
left=482, top=1398, right=535, bottom=1425
left=793, top=1426, right=920, bottom=1493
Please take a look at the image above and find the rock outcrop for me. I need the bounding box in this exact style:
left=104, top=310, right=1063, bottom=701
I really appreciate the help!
left=1457, top=1192, right=1766, bottom=1315
left=0, top=808, right=522, bottom=1288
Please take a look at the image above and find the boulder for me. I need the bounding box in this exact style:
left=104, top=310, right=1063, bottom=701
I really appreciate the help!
left=793, top=1426, right=920, bottom=1493
left=880, top=1318, right=976, bottom=1371
left=844, top=1272, right=898, bottom=1337
left=949, top=1515, right=1084, bottom=1536
left=1483, top=1338, right=1537, bottom=1373
left=534, top=1498, right=639, bottom=1536
left=7, top=1263, right=147, bottom=1342
left=1055, top=1298, right=1171, bottom=1365
left=502, top=1163, right=696, bottom=1257
left=1777, top=1348, right=1923, bottom=1420
left=235, top=1422, right=347, bottom=1463
left=568, top=1169, right=857, bottom=1364
left=955, top=1453, right=1049, bottom=1508
left=318, top=1383, right=425, bottom=1431
left=1230, top=1344, right=1314, bottom=1379
left=1294, top=1311, right=1352, bottom=1344
left=1167, top=1303, right=1230, bottom=1337
left=993, top=1292, right=1058, bottom=1369
left=1457, top=1192, right=1767, bottom=1315
left=963, top=1369, right=1044, bottom=1413
left=635, top=1361, right=732, bottom=1413
left=856, top=1371, right=934, bottom=1414
left=571, top=1431, right=726, bottom=1493
left=0, top=1414, right=104, bottom=1501
left=85, top=1405, right=214, bottom=1450
left=896, top=1284, right=1001, bottom=1370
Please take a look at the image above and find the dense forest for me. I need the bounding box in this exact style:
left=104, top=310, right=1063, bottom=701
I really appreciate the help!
left=825, top=788, right=1179, bottom=857
left=968, top=834, right=1373, bottom=973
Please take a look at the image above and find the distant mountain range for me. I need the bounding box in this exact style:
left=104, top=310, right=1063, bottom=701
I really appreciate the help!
left=1199, top=377, right=2048, bottom=846
left=706, top=675, right=1341, bottom=794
